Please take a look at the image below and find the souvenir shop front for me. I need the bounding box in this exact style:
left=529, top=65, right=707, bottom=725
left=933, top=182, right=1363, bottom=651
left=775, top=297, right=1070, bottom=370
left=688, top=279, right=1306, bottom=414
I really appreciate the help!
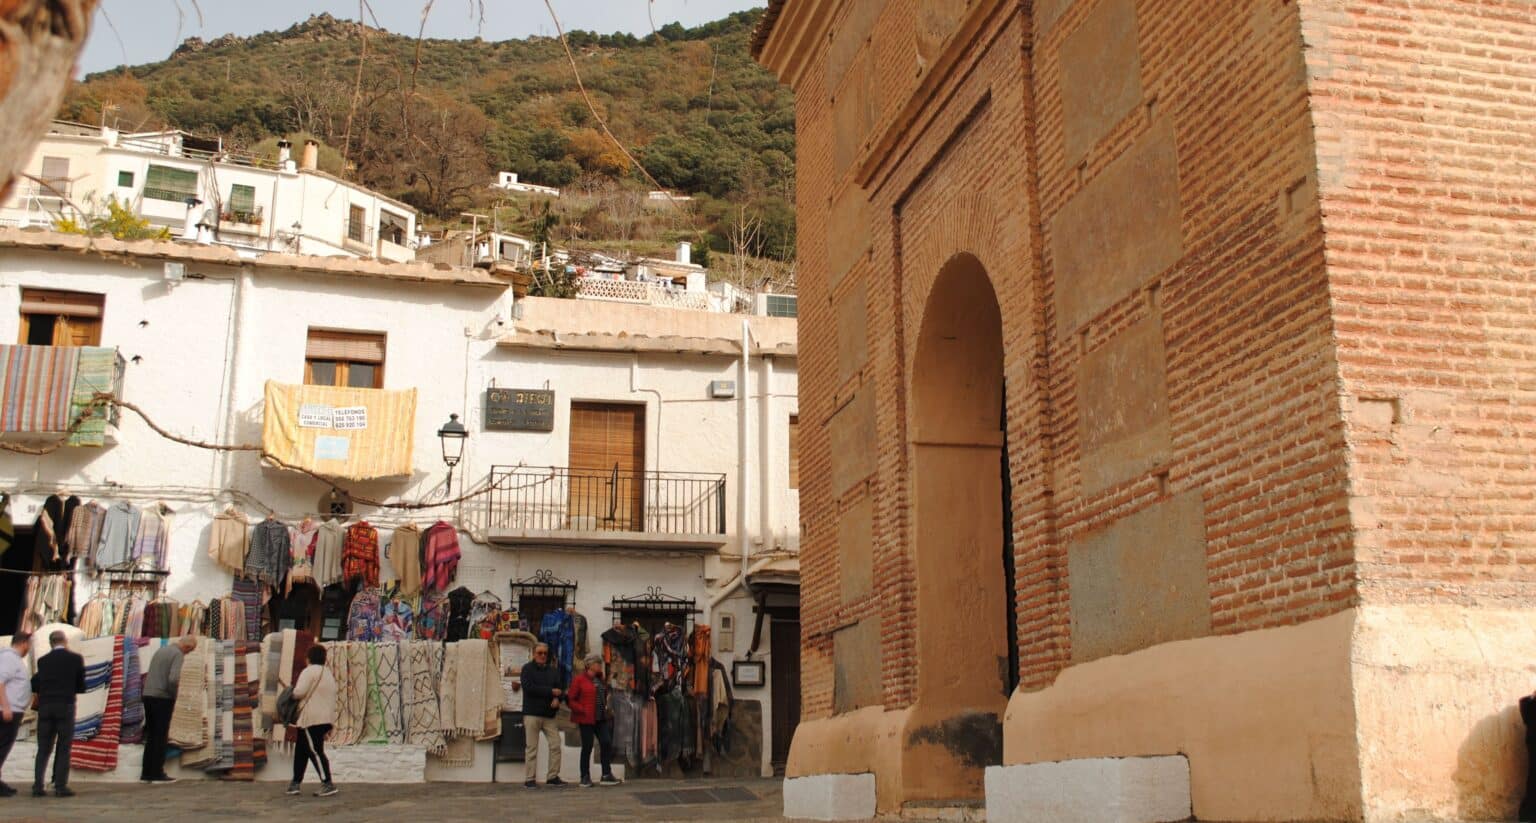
left=0, top=493, right=765, bottom=785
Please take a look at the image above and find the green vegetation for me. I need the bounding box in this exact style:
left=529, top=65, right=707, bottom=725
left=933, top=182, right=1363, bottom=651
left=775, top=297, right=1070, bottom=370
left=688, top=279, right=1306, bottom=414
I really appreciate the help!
left=54, top=197, right=173, bottom=241
left=61, top=9, right=796, bottom=263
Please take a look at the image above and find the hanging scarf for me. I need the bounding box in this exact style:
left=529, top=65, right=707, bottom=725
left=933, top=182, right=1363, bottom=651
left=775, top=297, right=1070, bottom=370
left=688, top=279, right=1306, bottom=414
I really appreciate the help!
left=342, top=522, right=380, bottom=588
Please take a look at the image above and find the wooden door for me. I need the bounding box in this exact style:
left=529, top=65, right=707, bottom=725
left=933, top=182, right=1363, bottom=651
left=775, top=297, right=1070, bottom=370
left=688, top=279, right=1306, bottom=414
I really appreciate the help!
left=568, top=402, right=645, bottom=531
left=770, top=618, right=802, bottom=769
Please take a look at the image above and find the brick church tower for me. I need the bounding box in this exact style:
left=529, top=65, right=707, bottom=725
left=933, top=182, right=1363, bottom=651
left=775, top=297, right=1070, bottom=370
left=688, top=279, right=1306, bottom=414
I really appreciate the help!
left=754, top=0, right=1536, bottom=819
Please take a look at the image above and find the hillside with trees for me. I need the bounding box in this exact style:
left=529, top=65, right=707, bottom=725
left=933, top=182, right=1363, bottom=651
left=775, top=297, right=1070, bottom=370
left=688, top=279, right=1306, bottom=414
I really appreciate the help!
left=58, top=9, right=795, bottom=266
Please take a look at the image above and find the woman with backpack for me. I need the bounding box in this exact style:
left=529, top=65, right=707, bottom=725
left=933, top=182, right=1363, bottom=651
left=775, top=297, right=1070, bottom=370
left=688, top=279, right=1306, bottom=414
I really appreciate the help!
left=286, top=644, right=339, bottom=798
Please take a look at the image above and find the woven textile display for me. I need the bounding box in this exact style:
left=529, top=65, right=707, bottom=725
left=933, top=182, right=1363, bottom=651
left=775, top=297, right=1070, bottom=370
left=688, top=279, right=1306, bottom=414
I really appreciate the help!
left=118, top=638, right=148, bottom=745
left=403, top=641, right=445, bottom=754
left=376, top=642, right=406, bottom=744
left=71, top=635, right=115, bottom=741
left=168, top=642, right=209, bottom=751
left=72, top=637, right=125, bottom=772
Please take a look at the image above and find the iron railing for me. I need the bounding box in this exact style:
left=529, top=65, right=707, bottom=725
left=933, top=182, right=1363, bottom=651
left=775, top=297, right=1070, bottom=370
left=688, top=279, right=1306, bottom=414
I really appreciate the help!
left=485, top=466, right=726, bottom=537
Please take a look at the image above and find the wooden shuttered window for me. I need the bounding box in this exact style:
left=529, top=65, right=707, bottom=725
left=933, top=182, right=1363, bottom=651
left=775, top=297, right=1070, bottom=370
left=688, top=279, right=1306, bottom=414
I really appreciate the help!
left=19, top=288, right=104, bottom=347
left=304, top=329, right=385, bottom=389
left=568, top=402, right=645, bottom=531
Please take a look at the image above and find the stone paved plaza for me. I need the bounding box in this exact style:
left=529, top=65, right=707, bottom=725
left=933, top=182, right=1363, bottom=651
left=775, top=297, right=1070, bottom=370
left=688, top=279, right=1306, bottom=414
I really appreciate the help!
left=0, top=777, right=795, bottom=822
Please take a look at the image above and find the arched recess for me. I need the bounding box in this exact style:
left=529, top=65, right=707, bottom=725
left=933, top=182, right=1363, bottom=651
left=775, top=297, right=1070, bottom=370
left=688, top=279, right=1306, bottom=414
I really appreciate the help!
left=903, top=252, right=1012, bottom=801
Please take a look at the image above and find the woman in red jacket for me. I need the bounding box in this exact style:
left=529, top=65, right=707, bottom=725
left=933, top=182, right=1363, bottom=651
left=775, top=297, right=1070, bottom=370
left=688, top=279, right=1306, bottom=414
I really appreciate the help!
left=567, top=655, right=621, bottom=787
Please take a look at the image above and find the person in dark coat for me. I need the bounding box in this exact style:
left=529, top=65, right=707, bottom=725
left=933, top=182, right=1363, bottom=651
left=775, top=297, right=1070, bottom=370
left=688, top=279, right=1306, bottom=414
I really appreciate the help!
left=31, top=630, right=85, bottom=797
left=517, top=643, right=566, bottom=788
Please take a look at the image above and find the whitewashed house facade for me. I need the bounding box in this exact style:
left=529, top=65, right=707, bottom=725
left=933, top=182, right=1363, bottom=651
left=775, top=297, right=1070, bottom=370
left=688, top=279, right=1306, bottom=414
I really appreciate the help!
left=0, top=228, right=799, bottom=781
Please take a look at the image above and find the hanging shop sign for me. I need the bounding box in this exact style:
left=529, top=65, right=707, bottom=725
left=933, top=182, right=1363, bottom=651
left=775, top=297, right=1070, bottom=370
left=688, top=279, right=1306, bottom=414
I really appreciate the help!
left=484, top=388, right=555, bottom=432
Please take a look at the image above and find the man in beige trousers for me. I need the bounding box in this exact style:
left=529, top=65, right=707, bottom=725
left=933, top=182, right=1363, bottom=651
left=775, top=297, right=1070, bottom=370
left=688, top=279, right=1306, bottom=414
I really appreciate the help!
left=518, top=643, right=566, bottom=787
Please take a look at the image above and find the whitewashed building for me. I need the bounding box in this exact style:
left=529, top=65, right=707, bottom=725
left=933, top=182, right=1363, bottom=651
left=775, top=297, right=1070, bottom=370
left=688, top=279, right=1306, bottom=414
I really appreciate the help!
left=0, top=122, right=418, bottom=262
left=0, top=227, right=799, bottom=780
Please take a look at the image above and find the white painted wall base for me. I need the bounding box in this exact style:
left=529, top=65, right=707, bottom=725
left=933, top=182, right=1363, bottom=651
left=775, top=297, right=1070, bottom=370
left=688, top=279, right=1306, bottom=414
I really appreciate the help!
left=985, top=756, right=1190, bottom=823
left=783, top=773, right=878, bottom=821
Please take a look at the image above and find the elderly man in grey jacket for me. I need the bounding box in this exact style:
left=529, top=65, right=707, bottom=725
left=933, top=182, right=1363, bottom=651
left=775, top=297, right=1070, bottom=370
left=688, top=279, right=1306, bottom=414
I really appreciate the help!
left=140, top=635, right=196, bottom=784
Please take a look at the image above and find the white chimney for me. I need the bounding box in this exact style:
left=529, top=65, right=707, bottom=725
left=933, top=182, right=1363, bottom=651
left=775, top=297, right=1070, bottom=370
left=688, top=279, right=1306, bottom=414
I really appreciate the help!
left=277, top=139, right=292, bottom=166
left=301, top=139, right=319, bottom=171
left=676, top=241, right=691, bottom=265
left=196, top=208, right=216, bottom=245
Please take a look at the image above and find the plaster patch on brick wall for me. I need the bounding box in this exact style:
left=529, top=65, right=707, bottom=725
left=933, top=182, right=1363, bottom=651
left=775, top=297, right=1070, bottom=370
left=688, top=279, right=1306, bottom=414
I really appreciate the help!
left=836, top=276, right=870, bottom=384
left=826, top=0, right=881, bottom=91
left=1049, top=117, right=1183, bottom=337
left=1034, top=0, right=1077, bottom=40
left=828, top=185, right=871, bottom=290
left=834, top=618, right=883, bottom=713
left=1067, top=490, right=1212, bottom=663
left=1078, top=314, right=1173, bottom=496
left=829, top=388, right=877, bottom=496
left=1059, top=0, right=1144, bottom=163
left=839, top=491, right=874, bottom=603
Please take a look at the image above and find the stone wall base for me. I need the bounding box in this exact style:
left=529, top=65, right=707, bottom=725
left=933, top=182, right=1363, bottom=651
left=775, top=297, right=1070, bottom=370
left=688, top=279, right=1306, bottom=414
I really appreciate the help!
left=783, top=773, right=878, bottom=820
left=984, top=756, right=1190, bottom=823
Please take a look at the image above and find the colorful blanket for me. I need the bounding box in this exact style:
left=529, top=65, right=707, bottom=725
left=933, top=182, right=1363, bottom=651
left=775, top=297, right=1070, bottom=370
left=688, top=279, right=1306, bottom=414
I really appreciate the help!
left=0, top=344, right=79, bottom=433
left=72, top=637, right=124, bottom=771
left=67, top=346, right=119, bottom=447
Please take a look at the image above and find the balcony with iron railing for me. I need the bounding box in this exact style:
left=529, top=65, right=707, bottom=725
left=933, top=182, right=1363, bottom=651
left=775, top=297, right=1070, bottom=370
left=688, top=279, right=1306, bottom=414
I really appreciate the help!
left=482, top=465, right=728, bottom=550
left=0, top=345, right=125, bottom=447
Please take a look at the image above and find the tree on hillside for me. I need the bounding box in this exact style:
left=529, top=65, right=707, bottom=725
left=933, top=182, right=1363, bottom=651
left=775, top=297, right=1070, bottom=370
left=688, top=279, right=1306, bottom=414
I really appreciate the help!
left=0, top=0, right=99, bottom=200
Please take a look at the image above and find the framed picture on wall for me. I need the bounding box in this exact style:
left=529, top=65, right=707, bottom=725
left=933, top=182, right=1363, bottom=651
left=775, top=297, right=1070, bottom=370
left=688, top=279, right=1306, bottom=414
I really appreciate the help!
left=732, top=659, right=766, bottom=687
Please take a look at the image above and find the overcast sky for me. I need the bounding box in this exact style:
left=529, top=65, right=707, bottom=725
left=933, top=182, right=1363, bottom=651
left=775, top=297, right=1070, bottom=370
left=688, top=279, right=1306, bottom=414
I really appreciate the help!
left=80, top=0, right=766, bottom=75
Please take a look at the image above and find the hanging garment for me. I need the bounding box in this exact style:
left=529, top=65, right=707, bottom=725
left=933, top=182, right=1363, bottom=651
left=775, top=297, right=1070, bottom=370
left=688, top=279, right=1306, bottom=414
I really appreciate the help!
left=611, top=689, right=642, bottom=766
left=342, top=522, right=380, bottom=588
left=380, top=597, right=415, bottom=641
left=36, top=494, right=63, bottom=564
left=346, top=589, right=385, bottom=641
left=571, top=610, right=589, bottom=659
left=95, top=501, right=139, bottom=568
left=246, top=517, right=292, bottom=589
left=64, top=500, right=105, bottom=568
left=654, top=624, right=689, bottom=692
left=640, top=696, right=659, bottom=767
left=538, top=610, right=576, bottom=685
left=314, top=519, right=346, bottom=586
left=416, top=593, right=446, bottom=640
left=389, top=523, right=423, bottom=596
left=208, top=509, right=250, bottom=574
left=420, top=521, right=461, bottom=593
left=602, top=625, right=639, bottom=693
left=132, top=505, right=172, bottom=570
left=42, top=494, right=81, bottom=568
left=286, top=518, right=319, bottom=594
left=656, top=688, right=687, bottom=764
left=230, top=576, right=265, bottom=641
left=444, top=587, right=476, bottom=642
left=689, top=625, right=712, bottom=697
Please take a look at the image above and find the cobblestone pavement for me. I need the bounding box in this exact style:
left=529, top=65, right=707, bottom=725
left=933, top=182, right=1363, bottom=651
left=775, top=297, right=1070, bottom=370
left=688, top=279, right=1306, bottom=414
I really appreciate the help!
left=0, top=777, right=797, bottom=822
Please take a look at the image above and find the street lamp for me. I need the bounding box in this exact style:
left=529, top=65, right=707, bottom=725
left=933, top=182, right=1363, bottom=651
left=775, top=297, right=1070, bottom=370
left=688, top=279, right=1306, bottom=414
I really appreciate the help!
left=437, top=413, right=468, bottom=494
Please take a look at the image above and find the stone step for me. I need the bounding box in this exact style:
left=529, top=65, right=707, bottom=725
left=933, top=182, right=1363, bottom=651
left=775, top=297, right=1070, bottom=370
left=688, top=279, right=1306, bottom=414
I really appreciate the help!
left=900, top=799, right=987, bottom=821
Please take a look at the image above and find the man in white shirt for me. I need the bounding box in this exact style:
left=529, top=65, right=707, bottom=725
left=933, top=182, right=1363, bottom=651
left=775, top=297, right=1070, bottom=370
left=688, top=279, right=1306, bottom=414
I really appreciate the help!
left=0, top=631, right=34, bottom=798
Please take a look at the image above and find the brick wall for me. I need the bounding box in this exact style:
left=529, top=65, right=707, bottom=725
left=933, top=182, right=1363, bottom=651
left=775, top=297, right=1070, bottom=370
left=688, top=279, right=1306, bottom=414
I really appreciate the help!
left=1300, top=0, right=1536, bottom=602
left=777, top=0, right=1375, bottom=718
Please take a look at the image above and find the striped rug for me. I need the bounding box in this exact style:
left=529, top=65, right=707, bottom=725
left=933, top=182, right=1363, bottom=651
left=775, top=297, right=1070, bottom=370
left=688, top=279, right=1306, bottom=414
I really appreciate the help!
left=66, top=346, right=118, bottom=447
left=72, top=637, right=125, bottom=772
left=0, top=345, right=80, bottom=433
